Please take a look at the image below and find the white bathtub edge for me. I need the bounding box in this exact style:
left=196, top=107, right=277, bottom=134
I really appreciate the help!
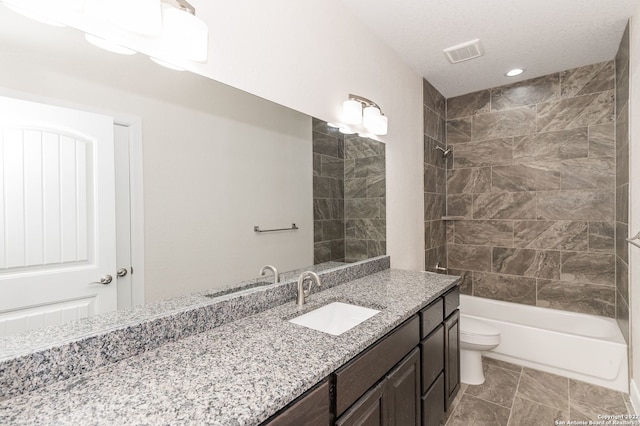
left=630, top=379, right=640, bottom=415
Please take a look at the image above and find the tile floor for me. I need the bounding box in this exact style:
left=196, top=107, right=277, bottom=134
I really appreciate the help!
left=443, top=357, right=633, bottom=426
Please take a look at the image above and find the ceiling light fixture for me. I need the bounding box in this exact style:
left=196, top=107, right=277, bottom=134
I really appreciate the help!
left=341, top=94, right=388, bottom=136
left=505, top=68, right=525, bottom=77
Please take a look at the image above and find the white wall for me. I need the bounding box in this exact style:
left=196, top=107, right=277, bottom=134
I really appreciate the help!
left=630, top=5, right=640, bottom=411
left=192, top=0, right=426, bottom=272
left=0, top=41, right=313, bottom=302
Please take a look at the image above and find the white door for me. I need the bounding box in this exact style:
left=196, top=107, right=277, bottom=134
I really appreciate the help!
left=0, top=96, right=117, bottom=336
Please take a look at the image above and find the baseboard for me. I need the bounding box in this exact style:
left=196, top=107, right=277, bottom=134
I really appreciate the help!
left=630, top=379, right=640, bottom=415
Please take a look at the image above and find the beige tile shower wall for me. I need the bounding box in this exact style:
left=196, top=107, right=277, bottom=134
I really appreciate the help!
left=423, top=79, right=448, bottom=272
left=615, top=23, right=630, bottom=341
left=445, top=62, right=618, bottom=317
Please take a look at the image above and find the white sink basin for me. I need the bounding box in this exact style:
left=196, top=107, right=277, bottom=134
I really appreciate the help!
left=289, top=302, right=380, bottom=336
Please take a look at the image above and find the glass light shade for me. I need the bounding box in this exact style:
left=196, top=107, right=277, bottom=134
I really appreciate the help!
left=339, top=127, right=356, bottom=135
left=369, top=114, right=388, bottom=136
left=86, top=0, right=162, bottom=36
left=362, top=106, right=381, bottom=131
left=342, top=99, right=362, bottom=125
left=150, top=57, right=185, bottom=71
left=162, top=5, right=209, bottom=62
left=85, top=33, right=136, bottom=55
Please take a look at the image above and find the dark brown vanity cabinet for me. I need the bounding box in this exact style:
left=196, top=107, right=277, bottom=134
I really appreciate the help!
left=262, top=285, right=460, bottom=426
left=263, top=379, right=331, bottom=426
left=419, top=287, right=460, bottom=426
left=335, top=320, right=421, bottom=426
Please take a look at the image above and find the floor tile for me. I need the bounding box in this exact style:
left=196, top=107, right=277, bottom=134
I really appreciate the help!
left=446, top=394, right=510, bottom=426
left=516, top=367, right=569, bottom=411
left=508, top=395, right=569, bottom=425
left=569, top=379, right=628, bottom=412
left=483, top=356, right=523, bottom=373
left=465, top=364, right=520, bottom=408
left=441, top=384, right=467, bottom=425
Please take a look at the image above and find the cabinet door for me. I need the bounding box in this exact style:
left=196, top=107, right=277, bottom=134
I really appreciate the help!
left=336, top=382, right=385, bottom=426
left=444, top=310, right=460, bottom=411
left=386, top=347, right=421, bottom=426
left=264, top=379, right=331, bottom=426
left=422, top=373, right=445, bottom=426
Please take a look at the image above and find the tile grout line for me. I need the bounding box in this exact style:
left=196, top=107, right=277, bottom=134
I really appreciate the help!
left=506, top=366, right=524, bottom=426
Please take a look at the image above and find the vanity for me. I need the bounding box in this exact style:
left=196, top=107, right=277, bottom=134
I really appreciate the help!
left=0, top=258, right=459, bottom=425
left=266, top=285, right=460, bottom=426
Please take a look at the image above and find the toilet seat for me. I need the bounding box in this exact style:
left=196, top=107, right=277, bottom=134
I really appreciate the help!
left=460, top=316, right=500, bottom=346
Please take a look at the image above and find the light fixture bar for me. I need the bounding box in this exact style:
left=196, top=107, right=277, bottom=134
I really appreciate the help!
left=348, top=94, right=381, bottom=110
left=162, top=0, right=195, bottom=15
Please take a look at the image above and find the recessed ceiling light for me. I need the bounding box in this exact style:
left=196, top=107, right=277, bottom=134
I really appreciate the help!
left=505, top=68, right=525, bottom=77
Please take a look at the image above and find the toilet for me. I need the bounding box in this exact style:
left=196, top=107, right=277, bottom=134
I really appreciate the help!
left=459, top=315, right=501, bottom=385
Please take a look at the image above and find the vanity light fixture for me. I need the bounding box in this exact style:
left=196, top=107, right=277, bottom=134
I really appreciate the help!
left=150, top=57, right=186, bottom=71
left=341, top=94, right=388, bottom=136
left=160, top=1, right=208, bottom=62
left=505, top=68, right=525, bottom=77
left=84, top=34, right=136, bottom=55
left=86, top=0, right=162, bottom=36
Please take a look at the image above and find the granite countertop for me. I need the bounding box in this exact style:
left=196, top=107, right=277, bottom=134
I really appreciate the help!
left=0, top=269, right=458, bottom=425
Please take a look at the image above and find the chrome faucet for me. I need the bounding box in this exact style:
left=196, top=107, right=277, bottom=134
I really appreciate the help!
left=259, top=265, right=279, bottom=283
left=296, top=271, right=322, bottom=306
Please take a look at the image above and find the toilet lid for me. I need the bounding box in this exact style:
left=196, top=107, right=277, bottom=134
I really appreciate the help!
left=460, top=316, right=500, bottom=337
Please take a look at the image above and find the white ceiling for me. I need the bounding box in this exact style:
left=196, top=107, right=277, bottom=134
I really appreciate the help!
left=341, top=0, right=636, bottom=98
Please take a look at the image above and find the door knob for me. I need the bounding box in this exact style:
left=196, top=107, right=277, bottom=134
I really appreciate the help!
left=117, top=268, right=128, bottom=278
left=91, top=274, right=113, bottom=285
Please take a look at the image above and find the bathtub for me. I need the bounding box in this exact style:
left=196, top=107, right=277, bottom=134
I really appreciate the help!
left=460, top=295, right=628, bottom=392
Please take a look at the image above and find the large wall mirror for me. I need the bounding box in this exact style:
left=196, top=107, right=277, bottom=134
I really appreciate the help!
left=0, top=4, right=385, bottom=341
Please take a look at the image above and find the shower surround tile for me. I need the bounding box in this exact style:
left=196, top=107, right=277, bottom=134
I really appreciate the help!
left=472, top=106, right=536, bottom=141
left=513, top=220, right=588, bottom=251
left=536, top=280, right=615, bottom=317
left=446, top=90, right=490, bottom=119
left=452, top=138, right=513, bottom=168
left=490, top=74, right=560, bottom=111
left=491, top=163, right=561, bottom=192
left=445, top=61, right=617, bottom=317
left=513, top=128, right=588, bottom=162
left=560, top=251, right=615, bottom=286
left=560, top=157, right=615, bottom=190
left=454, top=220, right=513, bottom=247
left=536, top=90, right=614, bottom=132
left=588, top=123, right=615, bottom=158
left=447, top=194, right=473, bottom=218
left=473, top=192, right=536, bottom=220
left=560, top=61, right=615, bottom=98
left=473, top=272, right=536, bottom=305
left=588, top=222, right=614, bottom=252
left=492, top=248, right=560, bottom=280
left=447, top=168, right=491, bottom=194
left=536, top=190, right=614, bottom=221
left=446, top=117, right=472, bottom=144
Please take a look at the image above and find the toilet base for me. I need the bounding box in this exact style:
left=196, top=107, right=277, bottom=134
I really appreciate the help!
left=460, top=349, right=485, bottom=385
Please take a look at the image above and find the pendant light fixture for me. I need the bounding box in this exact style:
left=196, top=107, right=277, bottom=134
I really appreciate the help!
left=341, top=94, right=388, bottom=136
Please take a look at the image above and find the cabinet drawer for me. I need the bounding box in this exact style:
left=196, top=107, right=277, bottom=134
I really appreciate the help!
left=444, top=287, right=459, bottom=318
left=420, top=324, right=444, bottom=393
left=264, top=379, right=330, bottom=426
left=422, top=373, right=445, bottom=426
left=419, top=299, right=443, bottom=339
left=335, top=316, right=420, bottom=416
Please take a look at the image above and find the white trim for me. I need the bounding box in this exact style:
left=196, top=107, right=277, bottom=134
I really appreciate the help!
left=114, top=118, right=145, bottom=307
left=631, top=379, right=640, bottom=415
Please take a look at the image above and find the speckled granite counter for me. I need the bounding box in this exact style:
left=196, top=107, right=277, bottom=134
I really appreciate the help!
left=0, top=269, right=458, bottom=425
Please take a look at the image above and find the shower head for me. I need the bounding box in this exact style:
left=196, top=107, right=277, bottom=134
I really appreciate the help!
left=436, top=146, right=452, bottom=158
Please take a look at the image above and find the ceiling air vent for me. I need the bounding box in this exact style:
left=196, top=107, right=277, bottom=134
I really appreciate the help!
left=443, top=39, right=483, bottom=64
